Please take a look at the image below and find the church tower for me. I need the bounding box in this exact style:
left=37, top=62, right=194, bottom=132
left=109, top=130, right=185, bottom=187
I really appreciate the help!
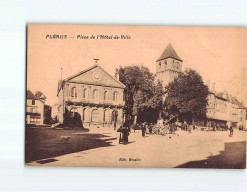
left=155, top=43, right=183, bottom=88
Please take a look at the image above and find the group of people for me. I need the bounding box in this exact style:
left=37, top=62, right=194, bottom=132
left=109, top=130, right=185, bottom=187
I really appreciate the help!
left=238, top=125, right=245, bottom=131
left=117, top=121, right=131, bottom=144
left=116, top=119, right=244, bottom=144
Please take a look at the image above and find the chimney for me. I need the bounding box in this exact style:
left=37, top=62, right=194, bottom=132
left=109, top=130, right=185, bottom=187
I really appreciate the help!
left=211, top=83, right=215, bottom=93
left=115, top=68, right=119, bottom=80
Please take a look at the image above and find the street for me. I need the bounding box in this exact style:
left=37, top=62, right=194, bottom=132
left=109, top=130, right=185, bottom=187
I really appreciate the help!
left=26, top=128, right=246, bottom=168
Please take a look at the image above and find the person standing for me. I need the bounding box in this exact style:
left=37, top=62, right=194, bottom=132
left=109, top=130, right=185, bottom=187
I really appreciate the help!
left=141, top=123, right=146, bottom=137
left=122, top=122, right=130, bottom=144
left=188, top=123, right=192, bottom=133
left=148, top=123, right=152, bottom=134
left=183, top=121, right=188, bottom=131
left=117, top=125, right=123, bottom=144
left=229, top=125, right=234, bottom=136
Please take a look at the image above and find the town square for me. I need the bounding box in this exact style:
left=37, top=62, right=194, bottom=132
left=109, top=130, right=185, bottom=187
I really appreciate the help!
left=26, top=126, right=246, bottom=168
left=26, top=25, right=247, bottom=168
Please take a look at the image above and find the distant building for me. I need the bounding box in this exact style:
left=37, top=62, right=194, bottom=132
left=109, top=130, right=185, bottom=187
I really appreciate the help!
left=51, top=104, right=58, bottom=120
left=57, top=62, right=125, bottom=128
left=26, top=90, right=44, bottom=125
left=206, top=82, right=246, bottom=128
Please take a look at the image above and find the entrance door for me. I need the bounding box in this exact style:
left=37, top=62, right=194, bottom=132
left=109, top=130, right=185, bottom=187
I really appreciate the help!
left=111, top=110, right=118, bottom=124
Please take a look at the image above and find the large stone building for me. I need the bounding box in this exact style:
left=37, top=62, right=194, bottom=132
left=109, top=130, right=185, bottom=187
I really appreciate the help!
left=57, top=63, right=125, bottom=128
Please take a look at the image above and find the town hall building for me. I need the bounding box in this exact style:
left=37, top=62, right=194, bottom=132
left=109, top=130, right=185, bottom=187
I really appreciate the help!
left=56, top=62, right=125, bottom=128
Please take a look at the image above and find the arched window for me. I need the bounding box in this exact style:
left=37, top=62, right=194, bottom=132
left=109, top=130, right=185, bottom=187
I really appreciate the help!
left=83, top=88, right=87, bottom=99
left=92, top=89, right=98, bottom=100
left=113, top=91, right=118, bottom=101
left=91, top=109, right=99, bottom=122
left=71, top=87, right=77, bottom=99
left=104, top=91, right=109, bottom=100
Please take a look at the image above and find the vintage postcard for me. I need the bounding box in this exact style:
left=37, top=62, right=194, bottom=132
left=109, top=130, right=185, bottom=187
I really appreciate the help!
left=26, top=24, right=247, bottom=168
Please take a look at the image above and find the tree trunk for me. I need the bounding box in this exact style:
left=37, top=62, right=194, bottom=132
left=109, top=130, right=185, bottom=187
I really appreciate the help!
left=159, top=111, right=162, bottom=118
left=133, top=115, right=137, bottom=125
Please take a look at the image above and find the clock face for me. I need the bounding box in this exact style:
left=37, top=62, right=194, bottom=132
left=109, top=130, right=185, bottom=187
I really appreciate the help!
left=92, top=72, right=102, bottom=81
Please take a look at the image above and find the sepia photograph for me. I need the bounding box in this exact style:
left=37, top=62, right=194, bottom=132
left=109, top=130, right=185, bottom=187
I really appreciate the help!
left=25, top=24, right=247, bottom=168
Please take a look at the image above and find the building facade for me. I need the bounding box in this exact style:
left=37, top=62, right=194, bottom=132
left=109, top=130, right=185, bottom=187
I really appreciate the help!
left=26, top=90, right=44, bottom=125
left=57, top=63, right=125, bottom=128
left=206, top=87, right=246, bottom=128
left=51, top=104, right=58, bottom=120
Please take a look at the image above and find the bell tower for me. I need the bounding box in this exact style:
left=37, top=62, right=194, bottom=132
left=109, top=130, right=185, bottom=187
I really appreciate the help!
left=155, top=43, right=183, bottom=88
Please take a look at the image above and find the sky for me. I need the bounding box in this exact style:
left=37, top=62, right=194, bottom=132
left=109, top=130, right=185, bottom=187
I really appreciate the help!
left=27, top=24, right=247, bottom=106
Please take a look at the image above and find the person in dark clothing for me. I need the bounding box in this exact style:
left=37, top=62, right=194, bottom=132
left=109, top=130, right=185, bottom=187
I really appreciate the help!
left=117, top=126, right=123, bottom=144
left=114, top=122, right=117, bottom=130
left=122, top=122, right=130, bottom=144
left=117, top=124, right=129, bottom=144
left=148, top=123, right=152, bottom=134
left=141, top=123, right=146, bottom=137
left=122, top=130, right=129, bottom=144
left=229, top=125, right=234, bottom=136
left=213, top=123, right=217, bottom=131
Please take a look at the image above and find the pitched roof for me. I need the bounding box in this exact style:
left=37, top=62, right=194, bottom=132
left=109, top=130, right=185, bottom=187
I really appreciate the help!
left=63, top=64, right=125, bottom=88
left=157, top=43, right=183, bottom=62
left=216, top=91, right=246, bottom=109
left=26, top=89, right=37, bottom=100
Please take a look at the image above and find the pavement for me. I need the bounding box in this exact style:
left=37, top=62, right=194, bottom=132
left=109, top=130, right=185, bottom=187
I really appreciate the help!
left=26, top=128, right=246, bottom=168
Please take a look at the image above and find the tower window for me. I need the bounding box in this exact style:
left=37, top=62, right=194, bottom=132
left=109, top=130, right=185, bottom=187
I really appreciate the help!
left=159, top=62, right=161, bottom=69
left=164, top=60, right=167, bottom=65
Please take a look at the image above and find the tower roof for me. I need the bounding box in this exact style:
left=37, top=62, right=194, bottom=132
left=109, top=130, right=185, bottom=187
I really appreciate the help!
left=157, top=43, right=183, bottom=62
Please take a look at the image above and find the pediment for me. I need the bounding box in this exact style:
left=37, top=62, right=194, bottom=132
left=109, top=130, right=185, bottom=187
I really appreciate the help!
left=64, top=65, right=125, bottom=88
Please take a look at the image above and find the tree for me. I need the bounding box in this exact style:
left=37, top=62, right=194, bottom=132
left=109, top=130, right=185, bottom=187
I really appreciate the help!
left=63, top=107, right=83, bottom=127
left=165, top=69, right=209, bottom=123
left=119, top=65, right=163, bottom=124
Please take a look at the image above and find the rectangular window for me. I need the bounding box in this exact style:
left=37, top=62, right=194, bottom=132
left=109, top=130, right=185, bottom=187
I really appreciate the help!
left=32, top=100, right=35, bottom=105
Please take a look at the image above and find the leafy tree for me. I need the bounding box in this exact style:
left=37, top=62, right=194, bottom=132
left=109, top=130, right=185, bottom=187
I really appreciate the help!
left=119, top=65, right=163, bottom=124
left=165, top=69, right=209, bottom=123
left=63, top=107, right=83, bottom=127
